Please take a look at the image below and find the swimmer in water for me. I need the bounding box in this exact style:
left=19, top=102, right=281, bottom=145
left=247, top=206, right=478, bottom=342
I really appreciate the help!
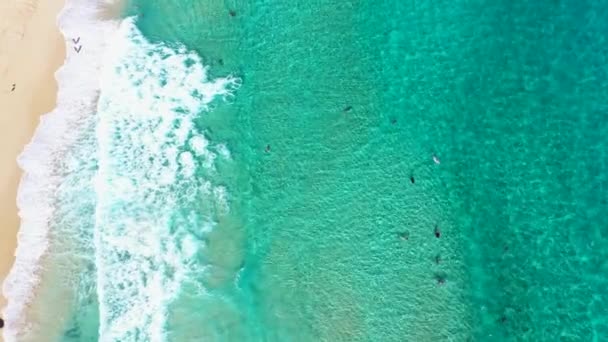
left=265, top=144, right=271, bottom=153
left=433, top=154, right=440, bottom=164
left=398, top=231, right=410, bottom=240
left=409, top=175, right=415, bottom=184
left=434, top=224, right=441, bottom=238
left=435, top=273, right=447, bottom=285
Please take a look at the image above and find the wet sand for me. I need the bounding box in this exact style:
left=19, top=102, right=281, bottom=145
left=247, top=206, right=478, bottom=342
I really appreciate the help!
left=0, top=0, right=66, bottom=332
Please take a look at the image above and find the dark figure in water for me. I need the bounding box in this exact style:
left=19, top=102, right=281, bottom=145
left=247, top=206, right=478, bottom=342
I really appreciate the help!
left=390, top=117, right=397, bottom=124
left=435, top=273, right=446, bottom=285
left=409, top=175, right=415, bottom=184
left=218, top=58, right=224, bottom=66
left=265, top=144, right=271, bottom=153
left=343, top=105, right=353, bottom=113
left=434, top=225, right=441, bottom=238
left=229, top=9, right=237, bottom=17
left=398, top=231, right=409, bottom=240
left=434, top=254, right=441, bottom=264
left=499, top=315, right=508, bottom=324
left=0, top=317, right=4, bottom=328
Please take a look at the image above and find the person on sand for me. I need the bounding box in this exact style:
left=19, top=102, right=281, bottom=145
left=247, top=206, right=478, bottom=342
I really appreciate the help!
left=0, top=317, right=4, bottom=328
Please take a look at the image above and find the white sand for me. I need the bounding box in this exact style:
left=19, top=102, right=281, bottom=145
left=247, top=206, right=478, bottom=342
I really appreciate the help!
left=0, top=1, right=66, bottom=337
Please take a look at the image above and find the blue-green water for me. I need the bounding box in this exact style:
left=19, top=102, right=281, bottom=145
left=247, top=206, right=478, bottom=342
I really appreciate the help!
left=118, top=0, right=608, bottom=340
left=10, top=0, right=608, bottom=341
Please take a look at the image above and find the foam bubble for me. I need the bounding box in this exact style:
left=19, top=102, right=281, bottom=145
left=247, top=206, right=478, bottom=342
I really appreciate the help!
left=216, top=143, right=232, bottom=160
left=181, top=235, right=199, bottom=260
left=178, top=151, right=195, bottom=178
left=189, top=135, right=209, bottom=156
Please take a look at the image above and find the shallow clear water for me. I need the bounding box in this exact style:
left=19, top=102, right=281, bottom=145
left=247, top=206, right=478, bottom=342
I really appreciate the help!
left=117, top=0, right=608, bottom=340
left=7, top=0, right=608, bottom=341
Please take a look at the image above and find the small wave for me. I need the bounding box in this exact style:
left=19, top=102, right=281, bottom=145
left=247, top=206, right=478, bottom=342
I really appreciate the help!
left=1, top=1, right=121, bottom=341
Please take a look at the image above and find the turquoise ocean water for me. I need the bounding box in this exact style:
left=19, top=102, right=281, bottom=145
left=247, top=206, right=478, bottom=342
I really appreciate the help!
left=7, top=0, right=608, bottom=341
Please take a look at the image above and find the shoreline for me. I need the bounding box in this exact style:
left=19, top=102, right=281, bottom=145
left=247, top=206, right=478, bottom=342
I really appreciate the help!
left=2, top=1, right=125, bottom=340
left=0, top=0, right=67, bottom=332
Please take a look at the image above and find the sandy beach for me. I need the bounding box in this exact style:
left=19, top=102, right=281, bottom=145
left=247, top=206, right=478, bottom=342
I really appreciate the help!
left=0, top=0, right=66, bottom=334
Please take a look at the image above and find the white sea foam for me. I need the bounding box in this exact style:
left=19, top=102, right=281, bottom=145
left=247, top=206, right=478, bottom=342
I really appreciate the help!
left=1, top=1, right=121, bottom=341
left=216, top=143, right=232, bottom=160
left=94, top=18, right=239, bottom=341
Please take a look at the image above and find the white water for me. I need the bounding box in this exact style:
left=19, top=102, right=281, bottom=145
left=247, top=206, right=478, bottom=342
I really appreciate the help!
left=2, top=1, right=120, bottom=341
left=94, top=18, right=239, bottom=341
left=2, top=2, right=239, bottom=340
